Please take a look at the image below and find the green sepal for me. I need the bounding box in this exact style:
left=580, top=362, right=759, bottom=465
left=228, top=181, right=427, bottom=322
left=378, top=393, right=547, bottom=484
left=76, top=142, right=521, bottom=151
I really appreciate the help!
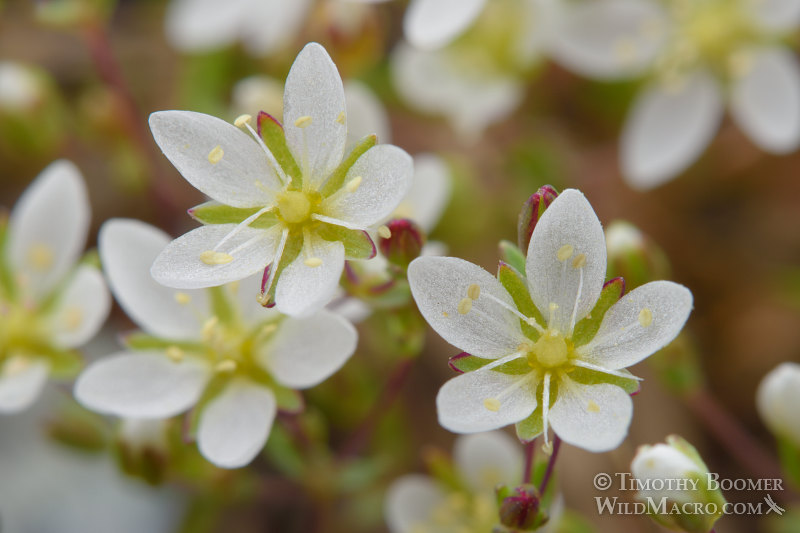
left=571, top=277, right=624, bottom=347
left=516, top=408, right=543, bottom=442
left=317, top=223, right=376, bottom=260
left=319, top=134, right=376, bottom=197
left=272, top=382, right=304, bottom=414
left=448, top=352, right=491, bottom=373
left=569, top=366, right=640, bottom=395
left=257, top=111, right=302, bottom=187
left=497, top=262, right=544, bottom=341
left=47, top=348, right=84, bottom=378
left=122, top=332, right=203, bottom=353
left=499, top=240, right=526, bottom=274
left=188, top=201, right=278, bottom=229
left=260, top=232, right=303, bottom=307
left=0, top=213, right=16, bottom=301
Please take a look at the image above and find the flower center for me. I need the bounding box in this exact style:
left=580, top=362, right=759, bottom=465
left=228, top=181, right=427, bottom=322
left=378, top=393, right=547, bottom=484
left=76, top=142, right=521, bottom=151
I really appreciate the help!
left=276, top=190, right=312, bottom=224
left=0, top=302, right=45, bottom=363
left=530, top=332, right=569, bottom=369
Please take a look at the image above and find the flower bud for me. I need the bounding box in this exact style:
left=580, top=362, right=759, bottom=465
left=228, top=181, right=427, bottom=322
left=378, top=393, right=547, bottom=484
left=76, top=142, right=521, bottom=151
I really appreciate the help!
left=517, top=185, right=558, bottom=252
left=497, top=484, right=543, bottom=530
left=631, top=435, right=725, bottom=533
left=605, top=220, right=670, bottom=291
left=757, top=362, right=800, bottom=447
left=378, top=218, right=425, bottom=268
left=116, top=418, right=170, bottom=485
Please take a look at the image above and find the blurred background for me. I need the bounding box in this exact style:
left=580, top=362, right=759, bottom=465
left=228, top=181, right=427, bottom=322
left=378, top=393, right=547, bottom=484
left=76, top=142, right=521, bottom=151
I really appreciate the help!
left=1, top=0, right=799, bottom=532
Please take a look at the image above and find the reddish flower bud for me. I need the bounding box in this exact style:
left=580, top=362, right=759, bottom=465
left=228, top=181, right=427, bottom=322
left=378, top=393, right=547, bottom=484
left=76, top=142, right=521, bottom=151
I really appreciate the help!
left=498, top=484, right=547, bottom=531
left=378, top=218, right=425, bottom=268
left=517, top=186, right=558, bottom=252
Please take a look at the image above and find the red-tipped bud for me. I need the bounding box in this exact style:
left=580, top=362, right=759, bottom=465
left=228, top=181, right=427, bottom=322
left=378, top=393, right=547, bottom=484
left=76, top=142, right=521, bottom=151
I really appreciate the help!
left=378, top=219, right=425, bottom=268
left=517, top=186, right=558, bottom=252
left=498, top=484, right=547, bottom=531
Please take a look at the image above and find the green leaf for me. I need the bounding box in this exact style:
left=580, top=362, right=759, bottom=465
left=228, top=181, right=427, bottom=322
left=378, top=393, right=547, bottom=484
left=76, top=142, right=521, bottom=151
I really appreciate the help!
left=319, top=135, right=377, bottom=197
left=497, top=262, right=544, bottom=341
left=189, top=201, right=278, bottom=229
left=48, top=348, right=84, bottom=378
left=448, top=352, right=491, bottom=373
left=263, top=422, right=306, bottom=479
left=572, top=277, right=624, bottom=347
left=257, top=112, right=302, bottom=187
left=317, top=224, right=375, bottom=260
left=499, top=240, right=526, bottom=274
left=569, top=366, right=640, bottom=395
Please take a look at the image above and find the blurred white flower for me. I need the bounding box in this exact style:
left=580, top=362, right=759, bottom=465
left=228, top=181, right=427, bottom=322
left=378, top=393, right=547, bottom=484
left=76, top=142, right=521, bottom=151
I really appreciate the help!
left=553, top=0, right=800, bottom=188
left=165, top=0, right=312, bottom=55
left=149, top=43, right=413, bottom=317
left=384, top=431, right=521, bottom=533
left=392, top=0, right=545, bottom=140
left=75, top=219, right=358, bottom=468
left=408, top=189, right=693, bottom=451
left=0, top=161, right=110, bottom=414
left=757, top=362, right=800, bottom=447
left=0, top=61, right=42, bottom=111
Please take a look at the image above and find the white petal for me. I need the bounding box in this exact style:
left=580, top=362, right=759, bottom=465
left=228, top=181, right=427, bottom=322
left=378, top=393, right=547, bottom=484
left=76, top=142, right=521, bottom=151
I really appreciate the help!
left=164, top=0, right=250, bottom=52
left=283, top=43, right=347, bottom=183
left=579, top=281, right=692, bottom=370
left=408, top=256, right=525, bottom=358
left=324, top=144, right=413, bottom=228
left=274, top=237, right=345, bottom=317
left=395, top=153, right=451, bottom=232
left=631, top=443, right=703, bottom=503
left=391, top=42, right=524, bottom=140
left=48, top=266, right=110, bottom=349
left=756, top=362, right=800, bottom=445
left=730, top=46, right=800, bottom=154
left=621, top=72, right=723, bottom=189
left=549, top=0, right=667, bottom=80
left=549, top=378, right=632, bottom=452
left=197, top=380, right=276, bottom=468
left=74, top=352, right=210, bottom=418
left=344, top=80, right=392, bottom=147
left=260, top=310, right=357, bottom=389
left=8, top=160, right=89, bottom=301
left=750, top=0, right=800, bottom=31
left=149, top=110, right=278, bottom=207
left=0, top=358, right=49, bottom=413
left=100, top=219, right=210, bottom=339
left=151, top=224, right=279, bottom=290
left=241, top=0, right=312, bottom=56
left=453, top=431, right=522, bottom=492
left=384, top=475, right=444, bottom=533
left=404, top=0, right=486, bottom=50
left=437, top=370, right=537, bottom=433
left=525, top=189, right=607, bottom=334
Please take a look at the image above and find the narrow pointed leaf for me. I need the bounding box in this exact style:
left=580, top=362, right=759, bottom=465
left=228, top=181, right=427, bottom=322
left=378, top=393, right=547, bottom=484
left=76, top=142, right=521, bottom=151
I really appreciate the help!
left=257, top=112, right=302, bottom=187
left=572, top=277, right=625, bottom=347
left=319, top=134, right=377, bottom=197
left=497, top=262, right=544, bottom=340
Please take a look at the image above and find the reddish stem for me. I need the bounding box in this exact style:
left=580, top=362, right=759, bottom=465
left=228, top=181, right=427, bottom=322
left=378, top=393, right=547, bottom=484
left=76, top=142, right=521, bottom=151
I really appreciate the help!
left=538, top=436, right=561, bottom=496
left=522, top=439, right=536, bottom=484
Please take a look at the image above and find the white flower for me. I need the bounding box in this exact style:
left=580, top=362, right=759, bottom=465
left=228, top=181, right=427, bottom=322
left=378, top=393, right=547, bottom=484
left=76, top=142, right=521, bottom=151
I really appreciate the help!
left=74, top=219, right=358, bottom=468
left=165, top=0, right=312, bottom=55
left=0, top=61, right=43, bottom=111
left=149, top=43, right=413, bottom=317
left=553, top=0, right=800, bottom=188
left=385, top=431, right=521, bottom=533
left=391, top=0, right=545, bottom=139
left=408, top=189, right=693, bottom=452
left=757, top=362, right=800, bottom=447
left=0, top=161, right=110, bottom=414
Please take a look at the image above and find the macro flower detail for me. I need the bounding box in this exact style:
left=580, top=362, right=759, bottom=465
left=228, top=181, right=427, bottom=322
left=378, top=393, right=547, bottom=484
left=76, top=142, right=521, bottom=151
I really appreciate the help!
left=408, top=189, right=693, bottom=452
left=74, top=219, right=358, bottom=468
left=148, top=42, right=414, bottom=317
left=0, top=160, right=110, bottom=413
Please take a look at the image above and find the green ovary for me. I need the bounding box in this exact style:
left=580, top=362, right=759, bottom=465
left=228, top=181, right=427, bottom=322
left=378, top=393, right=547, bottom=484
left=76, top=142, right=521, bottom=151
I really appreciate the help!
left=276, top=190, right=312, bottom=224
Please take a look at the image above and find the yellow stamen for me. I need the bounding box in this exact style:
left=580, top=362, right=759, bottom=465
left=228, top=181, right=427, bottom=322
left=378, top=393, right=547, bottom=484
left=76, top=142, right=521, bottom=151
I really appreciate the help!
left=638, top=308, right=653, bottom=327
left=587, top=400, right=601, bottom=413
left=377, top=225, right=392, bottom=239
left=571, top=253, right=587, bottom=269
left=214, top=359, right=237, bottom=373
left=200, top=250, right=233, bottom=265
left=27, top=243, right=54, bottom=271
left=557, top=244, right=574, bottom=261
left=467, top=284, right=481, bottom=300
left=304, top=257, right=323, bottom=267
left=3, top=356, right=31, bottom=377
left=294, top=115, right=313, bottom=128
left=345, top=176, right=362, bottom=193
left=208, top=145, right=224, bottom=164
left=483, top=398, right=501, bottom=412
left=336, top=111, right=346, bottom=124
left=64, top=308, right=83, bottom=331
left=457, top=297, right=472, bottom=315
left=166, top=346, right=184, bottom=362
left=201, top=316, right=219, bottom=341
left=174, top=292, right=191, bottom=305
left=442, top=311, right=449, bottom=317
left=234, top=114, right=252, bottom=127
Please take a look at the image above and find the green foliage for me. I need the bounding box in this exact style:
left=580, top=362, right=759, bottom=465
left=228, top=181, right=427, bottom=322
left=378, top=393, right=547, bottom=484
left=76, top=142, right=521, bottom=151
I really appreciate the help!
left=319, top=135, right=377, bottom=197
left=571, top=278, right=624, bottom=347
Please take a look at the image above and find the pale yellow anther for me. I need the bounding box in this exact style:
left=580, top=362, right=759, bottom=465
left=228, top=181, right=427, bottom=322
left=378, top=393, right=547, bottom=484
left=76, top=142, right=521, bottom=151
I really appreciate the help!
left=304, top=257, right=323, bottom=267
left=457, top=297, right=472, bottom=315
left=587, top=400, right=601, bottom=413
left=571, top=253, right=587, bottom=269
left=208, top=145, right=224, bottom=164
left=541, top=441, right=554, bottom=456
left=345, top=176, right=363, bottom=193
left=549, top=302, right=559, bottom=312
left=557, top=244, right=574, bottom=261
left=336, top=111, right=346, bottom=124
left=377, top=225, right=392, bottom=239
left=613, top=37, right=638, bottom=65
left=64, top=307, right=83, bottom=331
left=214, top=359, right=237, bottom=373
left=166, top=345, right=184, bottom=362
left=201, top=316, right=219, bottom=341
left=27, top=243, right=54, bottom=271
left=200, top=250, right=234, bottom=265
left=483, top=398, right=501, bottom=412
left=261, top=323, right=278, bottom=336
left=234, top=114, right=252, bottom=128
left=3, top=356, right=31, bottom=377
left=517, top=342, right=533, bottom=352
left=467, top=284, right=481, bottom=300
left=442, top=311, right=449, bottom=317
left=294, top=115, right=313, bottom=128
left=638, top=308, right=653, bottom=327
left=174, top=292, right=191, bottom=305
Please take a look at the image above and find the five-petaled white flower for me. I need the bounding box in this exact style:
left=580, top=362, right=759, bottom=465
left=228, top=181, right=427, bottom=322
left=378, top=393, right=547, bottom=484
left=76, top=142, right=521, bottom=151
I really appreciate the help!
left=408, top=189, right=693, bottom=452
left=75, top=219, right=357, bottom=468
left=551, top=0, right=800, bottom=188
left=385, top=431, right=522, bottom=533
left=148, top=42, right=414, bottom=317
left=0, top=161, right=110, bottom=413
